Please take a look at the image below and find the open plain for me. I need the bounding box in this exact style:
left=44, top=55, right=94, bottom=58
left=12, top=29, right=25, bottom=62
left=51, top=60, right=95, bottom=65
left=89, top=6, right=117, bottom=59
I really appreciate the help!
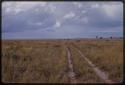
left=2, top=39, right=123, bottom=83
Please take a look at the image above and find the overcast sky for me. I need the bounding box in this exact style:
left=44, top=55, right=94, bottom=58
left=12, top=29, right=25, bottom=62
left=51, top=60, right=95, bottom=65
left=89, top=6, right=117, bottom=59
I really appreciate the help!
left=2, top=1, right=123, bottom=39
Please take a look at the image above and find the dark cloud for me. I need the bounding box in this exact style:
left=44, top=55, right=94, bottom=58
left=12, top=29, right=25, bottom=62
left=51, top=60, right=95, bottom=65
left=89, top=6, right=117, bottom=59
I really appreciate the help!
left=2, top=2, right=123, bottom=39
left=2, top=6, right=56, bottom=33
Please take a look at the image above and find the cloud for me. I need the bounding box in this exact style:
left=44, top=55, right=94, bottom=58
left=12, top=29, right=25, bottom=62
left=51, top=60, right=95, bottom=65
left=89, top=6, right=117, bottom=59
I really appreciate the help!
left=81, top=10, right=86, bottom=14
left=2, top=2, right=47, bottom=15
left=73, top=2, right=83, bottom=8
left=91, top=3, right=99, bottom=8
left=80, top=17, right=88, bottom=23
left=63, top=11, right=75, bottom=19
left=2, top=4, right=56, bottom=33
left=29, top=22, right=43, bottom=26
left=102, top=3, right=123, bottom=19
left=54, top=21, right=61, bottom=28
left=2, top=1, right=123, bottom=39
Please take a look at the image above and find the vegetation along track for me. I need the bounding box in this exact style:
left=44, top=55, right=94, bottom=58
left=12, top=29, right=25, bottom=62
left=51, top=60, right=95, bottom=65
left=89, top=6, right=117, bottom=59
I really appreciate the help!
left=71, top=43, right=114, bottom=84
left=2, top=40, right=122, bottom=83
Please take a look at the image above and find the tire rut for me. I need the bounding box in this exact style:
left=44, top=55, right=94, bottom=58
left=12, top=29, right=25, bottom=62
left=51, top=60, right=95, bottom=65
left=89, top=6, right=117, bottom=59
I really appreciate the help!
left=65, top=46, right=77, bottom=83
left=72, top=43, right=114, bottom=84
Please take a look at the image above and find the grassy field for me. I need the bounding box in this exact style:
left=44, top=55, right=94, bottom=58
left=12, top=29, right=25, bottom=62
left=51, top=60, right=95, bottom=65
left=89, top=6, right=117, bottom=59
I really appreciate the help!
left=2, top=39, right=123, bottom=83
left=72, top=39, right=123, bottom=83
left=69, top=45, right=104, bottom=83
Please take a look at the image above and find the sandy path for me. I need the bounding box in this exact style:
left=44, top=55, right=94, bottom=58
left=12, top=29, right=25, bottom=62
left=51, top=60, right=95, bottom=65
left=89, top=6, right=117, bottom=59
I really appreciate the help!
left=66, top=47, right=77, bottom=83
left=72, top=44, right=114, bottom=84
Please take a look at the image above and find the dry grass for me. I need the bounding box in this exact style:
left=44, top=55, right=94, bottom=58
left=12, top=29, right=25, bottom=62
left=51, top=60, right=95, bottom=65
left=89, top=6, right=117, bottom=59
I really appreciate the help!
left=73, top=39, right=123, bottom=83
left=2, top=40, right=68, bottom=83
left=69, top=45, right=104, bottom=83
left=2, top=39, right=123, bottom=83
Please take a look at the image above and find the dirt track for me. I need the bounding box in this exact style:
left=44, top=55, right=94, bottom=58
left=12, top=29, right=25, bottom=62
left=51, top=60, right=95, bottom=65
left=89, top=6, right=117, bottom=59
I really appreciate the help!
left=72, top=44, right=114, bottom=83
left=66, top=47, right=77, bottom=83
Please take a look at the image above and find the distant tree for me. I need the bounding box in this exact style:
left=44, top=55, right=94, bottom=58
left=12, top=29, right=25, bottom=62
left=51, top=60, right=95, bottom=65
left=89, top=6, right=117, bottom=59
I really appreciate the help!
left=110, top=36, right=112, bottom=39
left=100, top=37, right=103, bottom=39
left=96, top=36, right=98, bottom=39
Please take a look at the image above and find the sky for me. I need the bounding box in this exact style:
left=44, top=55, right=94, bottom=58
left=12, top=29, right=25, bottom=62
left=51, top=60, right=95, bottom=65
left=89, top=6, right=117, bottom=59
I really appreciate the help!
left=2, top=1, right=123, bottom=39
